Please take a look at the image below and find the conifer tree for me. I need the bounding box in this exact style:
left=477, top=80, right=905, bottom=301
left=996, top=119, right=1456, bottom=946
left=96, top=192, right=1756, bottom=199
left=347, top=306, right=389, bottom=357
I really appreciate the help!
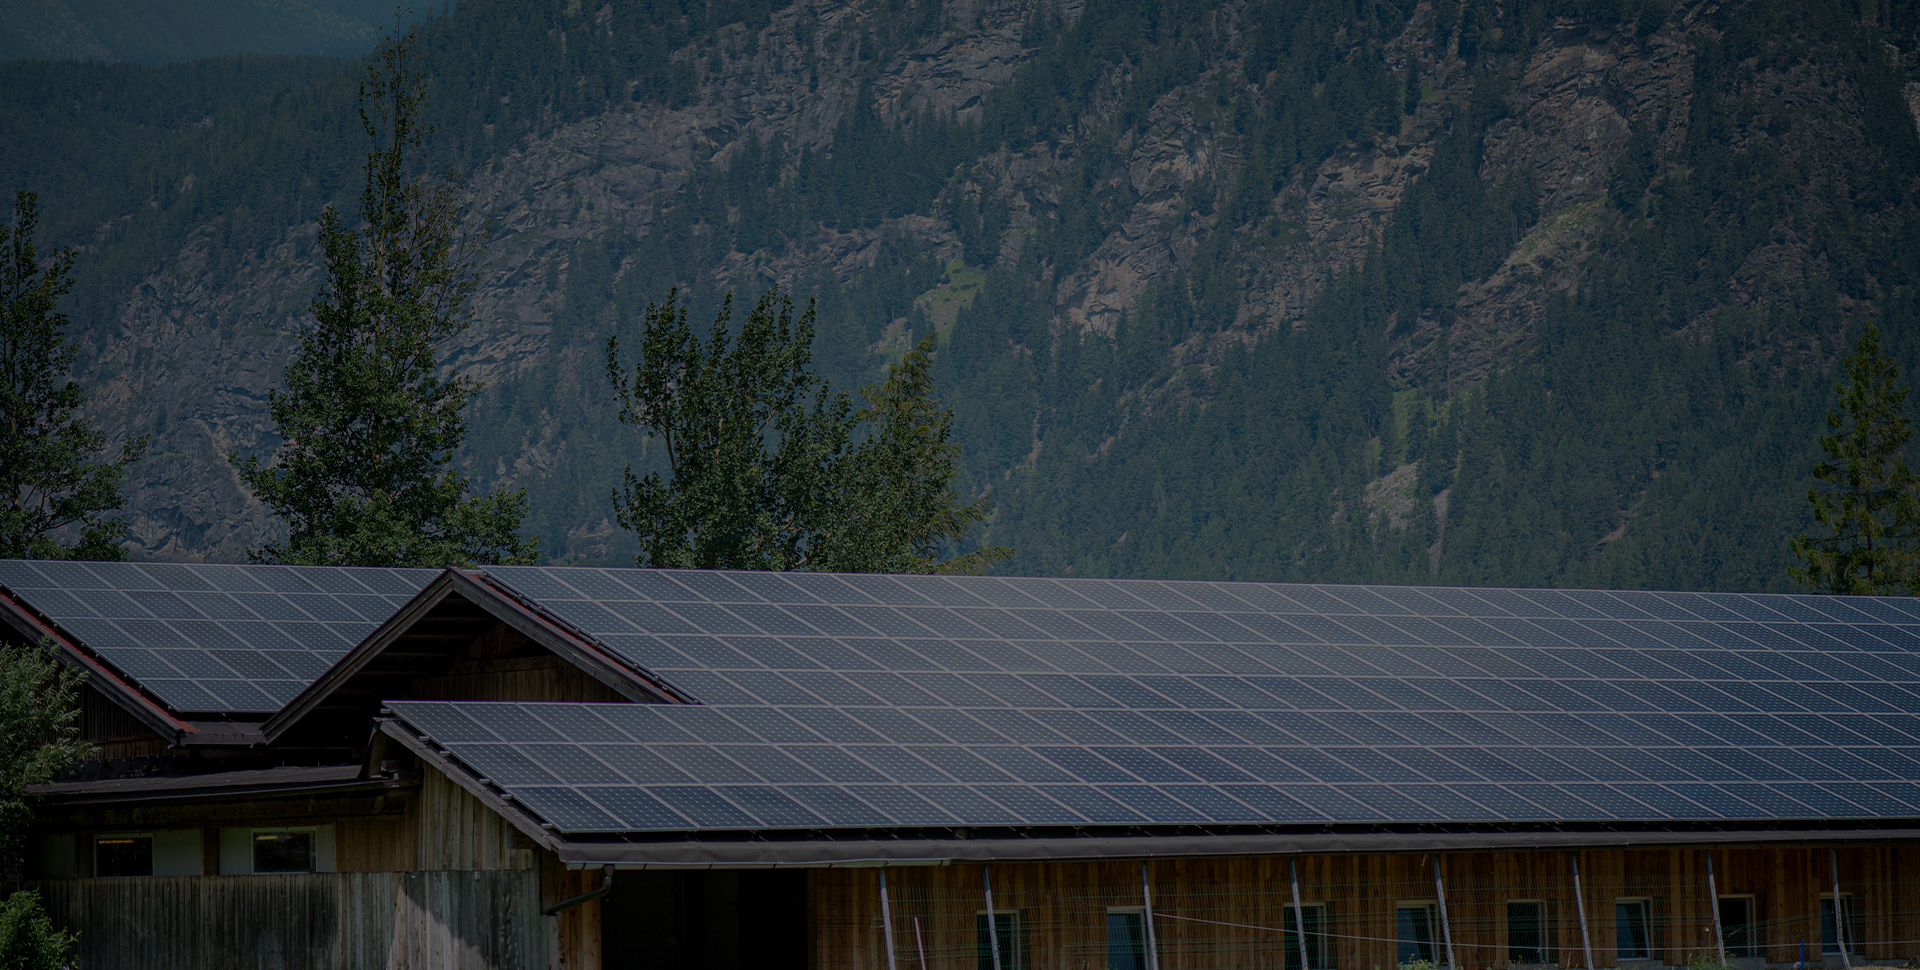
left=0, top=191, right=146, bottom=561
left=1791, top=323, right=1920, bottom=595
left=607, top=290, right=1006, bottom=573
left=231, top=31, right=536, bottom=568
left=812, top=334, right=1011, bottom=574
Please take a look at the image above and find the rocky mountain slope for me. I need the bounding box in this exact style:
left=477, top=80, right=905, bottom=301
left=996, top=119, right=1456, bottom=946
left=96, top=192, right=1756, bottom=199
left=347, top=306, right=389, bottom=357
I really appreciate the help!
left=15, top=0, right=1920, bottom=589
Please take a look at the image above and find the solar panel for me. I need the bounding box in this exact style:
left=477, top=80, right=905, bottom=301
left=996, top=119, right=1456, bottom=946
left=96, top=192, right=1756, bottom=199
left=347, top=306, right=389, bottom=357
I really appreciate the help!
left=1, top=561, right=434, bottom=713
left=25, top=556, right=1920, bottom=833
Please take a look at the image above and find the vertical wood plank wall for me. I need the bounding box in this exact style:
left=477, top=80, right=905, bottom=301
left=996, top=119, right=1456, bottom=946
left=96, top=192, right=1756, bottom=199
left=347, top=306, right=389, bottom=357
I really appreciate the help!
left=29, top=870, right=547, bottom=970
left=812, top=844, right=1920, bottom=970
left=406, top=769, right=531, bottom=872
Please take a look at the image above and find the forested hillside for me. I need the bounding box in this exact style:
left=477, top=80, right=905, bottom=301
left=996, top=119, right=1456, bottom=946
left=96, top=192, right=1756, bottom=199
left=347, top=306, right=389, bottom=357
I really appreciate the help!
left=6, top=0, right=1920, bottom=590
left=0, top=0, right=405, bottom=63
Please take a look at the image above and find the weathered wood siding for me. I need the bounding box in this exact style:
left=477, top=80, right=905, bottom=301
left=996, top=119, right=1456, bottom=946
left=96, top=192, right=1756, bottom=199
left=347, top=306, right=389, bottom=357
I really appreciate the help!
left=409, top=768, right=531, bottom=872
left=812, top=844, right=1920, bottom=970
left=548, top=863, right=603, bottom=970
left=77, top=682, right=171, bottom=758
left=409, top=655, right=628, bottom=704
left=31, top=870, right=548, bottom=970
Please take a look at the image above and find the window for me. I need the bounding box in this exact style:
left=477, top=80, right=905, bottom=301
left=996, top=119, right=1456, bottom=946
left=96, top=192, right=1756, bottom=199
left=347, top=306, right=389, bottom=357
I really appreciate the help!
left=1718, top=896, right=1760, bottom=958
left=1507, top=901, right=1556, bottom=964
left=1285, top=904, right=1335, bottom=970
left=1615, top=899, right=1655, bottom=960
left=1397, top=902, right=1439, bottom=965
left=218, top=826, right=333, bottom=875
left=1107, top=909, right=1148, bottom=970
left=252, top=831, right=314, bottom=874
left=94, top=835, right=152, bottom=877
left=1821, top=895, right=1863, bottom=956
left=976, top=910, right=1025, bottom=970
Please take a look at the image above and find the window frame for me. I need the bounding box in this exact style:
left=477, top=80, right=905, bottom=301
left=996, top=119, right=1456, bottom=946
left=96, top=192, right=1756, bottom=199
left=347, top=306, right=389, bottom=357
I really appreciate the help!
left=1284, top=902, right=1336, bottom=970
left=1717, top=895, right=1761, bottom=959
left=1821, top=893, right=1864, bottom=957
left=974, top=908, right=1028, bottom=970
left=1396, top=899, right=1441, bottom=965
left=1105, top=906, right=1149, bottom=970
left=250, top=828, right=319, bottom=874
left=1505, top=898, right=1557, bottom=965
left=218, top=824, right=335, bottom=875
left=1614, top=897, right=1657, bottom=961
left=92, top=832, right=154, bottom=878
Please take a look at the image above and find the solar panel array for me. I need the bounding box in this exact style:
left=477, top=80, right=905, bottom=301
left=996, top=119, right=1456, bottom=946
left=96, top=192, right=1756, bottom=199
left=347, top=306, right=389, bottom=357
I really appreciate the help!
left=382, top=566, right=1920, bottom=834
left=0, top=560, right=434, bottom=713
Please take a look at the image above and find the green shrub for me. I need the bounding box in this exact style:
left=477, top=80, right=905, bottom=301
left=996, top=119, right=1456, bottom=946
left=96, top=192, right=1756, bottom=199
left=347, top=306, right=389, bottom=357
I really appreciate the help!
left=0, top=890, right=75, bottom=970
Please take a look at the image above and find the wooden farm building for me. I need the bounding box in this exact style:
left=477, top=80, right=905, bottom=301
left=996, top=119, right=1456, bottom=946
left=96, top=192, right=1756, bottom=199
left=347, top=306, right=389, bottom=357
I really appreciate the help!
left=6, top=559, right=1920, bottom=969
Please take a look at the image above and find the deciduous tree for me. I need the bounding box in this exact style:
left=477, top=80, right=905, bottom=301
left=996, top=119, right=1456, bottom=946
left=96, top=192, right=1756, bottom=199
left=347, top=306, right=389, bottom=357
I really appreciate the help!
left=0, top=639, right=89, bottom=970
left=231, top=30, right=536, bottom=568
left=607, top=288, right=1006, bottom=572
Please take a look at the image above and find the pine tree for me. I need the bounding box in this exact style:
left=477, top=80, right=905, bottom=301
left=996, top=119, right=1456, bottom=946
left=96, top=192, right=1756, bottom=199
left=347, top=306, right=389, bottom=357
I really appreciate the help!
left=1790, top=322, right=1920, bottom=595
left=607, top=290, right=1006, bottom=572
left=231, top=31, right=536, bottom=568
left=811, top=334, right=1012, bottom=574
left=0, top=191, right=147, bottom=561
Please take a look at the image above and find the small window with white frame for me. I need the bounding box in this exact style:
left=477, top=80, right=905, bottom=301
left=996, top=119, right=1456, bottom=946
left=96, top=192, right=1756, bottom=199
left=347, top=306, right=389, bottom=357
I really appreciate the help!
left=1285, top=903, right=1335, bottom=970
left=218, top=825, right=334, bottom=875
left=93, top=833, right=153, bottom=877
left=252, top=830, right=315, bottom=873
left=975, top=908, right=1026, bottom=970
left=1106, top=906, right=1148, bottom=970
left=1717, top=895, right=1761, bottom=958
left=1507, top=899, right=1557, bottom=965
left=1615, top=897, right=1656, bottom=961
left=1397, top=900, right=1440, bottom=965
left=1822, top=893, right=1864, bottom=956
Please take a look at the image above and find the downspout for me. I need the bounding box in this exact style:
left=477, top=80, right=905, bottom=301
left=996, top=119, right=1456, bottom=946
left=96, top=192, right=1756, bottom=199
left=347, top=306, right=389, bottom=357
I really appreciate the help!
left=546, top=864, right=615, bottom=916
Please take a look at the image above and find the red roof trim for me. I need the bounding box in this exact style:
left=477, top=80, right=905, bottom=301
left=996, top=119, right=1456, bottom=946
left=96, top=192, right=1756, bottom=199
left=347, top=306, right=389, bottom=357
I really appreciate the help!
left=0, top=587, right=194, bottom=736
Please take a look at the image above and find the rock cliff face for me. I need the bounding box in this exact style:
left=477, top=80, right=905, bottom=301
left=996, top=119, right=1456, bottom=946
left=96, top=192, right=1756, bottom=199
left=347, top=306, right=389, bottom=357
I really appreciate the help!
left=86, top=0, right=1046, bottom=561
left=53, top=0, right=1920, bottom=581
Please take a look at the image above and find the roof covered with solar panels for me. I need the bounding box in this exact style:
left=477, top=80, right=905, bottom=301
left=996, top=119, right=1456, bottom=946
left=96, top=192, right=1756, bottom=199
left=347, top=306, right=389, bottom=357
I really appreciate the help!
left=0, top=559, right=435, bottom=717
left=360, top=566, right=1920, bottom=862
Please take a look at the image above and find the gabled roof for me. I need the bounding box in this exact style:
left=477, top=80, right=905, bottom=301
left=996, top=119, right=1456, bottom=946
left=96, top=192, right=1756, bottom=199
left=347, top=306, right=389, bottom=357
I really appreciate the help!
left=0, top=560, right=433, bottom=719
left=368, top=567, right=1920, bottom=861
left=261, top=569, right=685, bottom=744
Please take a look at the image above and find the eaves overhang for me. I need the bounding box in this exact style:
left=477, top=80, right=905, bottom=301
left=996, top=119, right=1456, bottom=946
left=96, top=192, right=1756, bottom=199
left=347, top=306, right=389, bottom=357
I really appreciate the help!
left=30, top=763, right=405, bottom=811
left=541, top=823, right=1920, bottom=868
left=383, top=717, right=1920, bottom=869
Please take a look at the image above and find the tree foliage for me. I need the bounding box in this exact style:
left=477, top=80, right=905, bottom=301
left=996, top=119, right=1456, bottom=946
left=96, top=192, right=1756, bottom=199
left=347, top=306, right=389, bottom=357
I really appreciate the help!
left=231, top=30, right=536, bottom=568
left=1790, top=323, right=1920, bottom=595
left=0, top=639, right=91, bottom=865
left=0, top=891, right=74, bottom=970
left=821, top=335, right=1012, bottom=574
left=0, top=190, right=146, bottom=561
left=0, top=640, right=89, bottom=969
left=11, top=0, right=1918, bottom=585
left=607, top=289, right=1004, bottom=572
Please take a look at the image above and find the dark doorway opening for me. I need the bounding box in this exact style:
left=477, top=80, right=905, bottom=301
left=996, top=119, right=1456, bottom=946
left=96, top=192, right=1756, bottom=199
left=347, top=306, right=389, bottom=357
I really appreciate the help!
left=602, top=869, right=808, bottom=969
left=1718, top=896, right=1760, bottom=958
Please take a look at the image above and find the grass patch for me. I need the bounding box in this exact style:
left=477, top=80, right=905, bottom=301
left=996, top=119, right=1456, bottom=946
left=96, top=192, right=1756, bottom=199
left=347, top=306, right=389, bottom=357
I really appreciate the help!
left=915, top=259, right=987, bottom=334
